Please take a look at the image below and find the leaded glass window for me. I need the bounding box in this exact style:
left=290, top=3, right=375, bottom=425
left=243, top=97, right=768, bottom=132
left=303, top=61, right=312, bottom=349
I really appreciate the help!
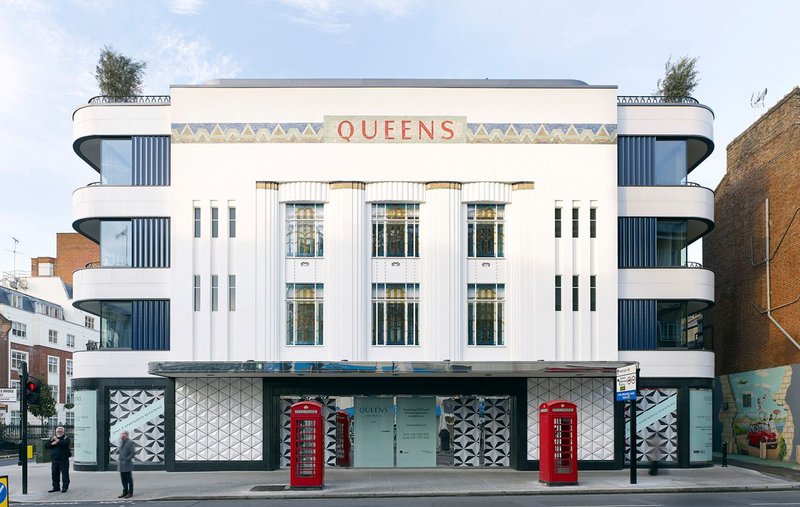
left=372, top=283, right=419, bottom=346
left=467, top=205, right=504, bottom=258
left=467, top=284, right=505, bottom=346
left=286, top=204, right=324, bottom=257
left=371, top=204, right=419, bottom=257
left=286, top=283, right=324, bottom=345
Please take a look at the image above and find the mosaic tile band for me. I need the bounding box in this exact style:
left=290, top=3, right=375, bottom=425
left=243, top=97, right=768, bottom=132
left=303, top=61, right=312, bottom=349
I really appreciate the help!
left=171, top=122, right=617, bottom=144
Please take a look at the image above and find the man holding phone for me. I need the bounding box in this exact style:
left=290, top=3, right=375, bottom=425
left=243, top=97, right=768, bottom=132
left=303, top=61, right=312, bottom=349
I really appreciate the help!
left=44, top=426, right=70, bottom=493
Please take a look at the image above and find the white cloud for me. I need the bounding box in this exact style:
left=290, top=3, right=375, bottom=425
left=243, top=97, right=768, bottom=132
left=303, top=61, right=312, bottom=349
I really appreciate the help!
left=278, top=12, right=350, bottom=34
left=276, top=0, right=415, bottom=33
left=169, top=0, right=205, bottom=15
left=1, top=0, right=50, bottom=12
left=146, top=31, right=242, bottom=88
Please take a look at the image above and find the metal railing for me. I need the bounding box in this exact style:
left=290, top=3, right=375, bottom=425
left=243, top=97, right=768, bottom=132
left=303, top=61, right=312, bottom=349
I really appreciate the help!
left=617, top=95, right=700, bottom=105
left=88, top=95, right=171, bottom=104
left=0, top=424, right=74, bottom=443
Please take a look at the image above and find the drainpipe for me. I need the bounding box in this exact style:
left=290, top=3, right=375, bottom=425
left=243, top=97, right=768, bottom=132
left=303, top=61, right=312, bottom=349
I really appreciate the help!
left=764, top=199, right=800, bottom=351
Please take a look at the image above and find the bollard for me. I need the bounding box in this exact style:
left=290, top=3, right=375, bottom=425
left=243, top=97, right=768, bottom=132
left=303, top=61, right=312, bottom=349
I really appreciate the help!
left=722, top=441, right=728, bottom=467
left=648, top=459, right=659, bottom=476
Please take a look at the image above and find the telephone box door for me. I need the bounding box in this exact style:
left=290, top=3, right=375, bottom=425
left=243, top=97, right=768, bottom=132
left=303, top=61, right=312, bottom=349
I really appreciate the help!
left=290, top=401, right=325, bottom=488
left=335, top=410, right=352, bottom=467
left=538, top=400, right=578, bottom=485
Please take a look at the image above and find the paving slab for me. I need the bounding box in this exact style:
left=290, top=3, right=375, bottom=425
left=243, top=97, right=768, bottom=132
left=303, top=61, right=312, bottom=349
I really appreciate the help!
left=1, top=462, right=798, bottom=503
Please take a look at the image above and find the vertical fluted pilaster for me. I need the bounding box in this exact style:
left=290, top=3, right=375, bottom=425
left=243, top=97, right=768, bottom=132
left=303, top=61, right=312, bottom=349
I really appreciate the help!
left=420, top=182, right=465, bottom=361
left=256, top=182, right=281, bottom=360
left=508, top=183, right=537, bottom=360
left=326, top=182, right=369, bottom=360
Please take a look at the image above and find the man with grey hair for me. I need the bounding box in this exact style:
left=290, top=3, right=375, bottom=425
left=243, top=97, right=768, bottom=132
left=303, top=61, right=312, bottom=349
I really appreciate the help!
left=117, top=430, right=136, bottom=498
left=44, top=426, right=70, bottom=493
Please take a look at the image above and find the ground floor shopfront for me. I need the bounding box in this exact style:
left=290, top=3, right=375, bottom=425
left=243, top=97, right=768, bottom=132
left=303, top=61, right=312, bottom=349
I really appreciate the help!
left=70, top=362, right=714, bottom=472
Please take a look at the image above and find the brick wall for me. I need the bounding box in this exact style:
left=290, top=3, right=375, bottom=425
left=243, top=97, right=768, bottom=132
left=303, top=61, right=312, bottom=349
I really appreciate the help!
left=9, top=343, right=72, bottom=404
left=704, top=88, right=800, bottom=375
left=30, top=257, right=55, bottom=277
left=54, top=233, right=99, bottom=285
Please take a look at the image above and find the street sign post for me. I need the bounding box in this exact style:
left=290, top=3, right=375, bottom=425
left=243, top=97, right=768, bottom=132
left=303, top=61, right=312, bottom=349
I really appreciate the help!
left=616, top=364, right=640, bottom=485
left=20, top=363, right=28, bottom=495
left=615, top=365, right=637, bottom=401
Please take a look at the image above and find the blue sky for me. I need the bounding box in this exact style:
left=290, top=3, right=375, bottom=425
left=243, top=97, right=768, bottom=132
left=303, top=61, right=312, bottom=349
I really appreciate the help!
left=1, top=0, right=799, bottom=272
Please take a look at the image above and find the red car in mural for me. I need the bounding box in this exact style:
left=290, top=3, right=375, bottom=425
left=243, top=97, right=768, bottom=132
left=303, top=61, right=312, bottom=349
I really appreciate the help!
left=747, top=423, right=778, bottom=449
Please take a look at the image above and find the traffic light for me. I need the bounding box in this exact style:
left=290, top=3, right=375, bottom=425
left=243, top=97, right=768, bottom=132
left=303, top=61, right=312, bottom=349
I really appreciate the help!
left=23, top=377, right=42, bottom=405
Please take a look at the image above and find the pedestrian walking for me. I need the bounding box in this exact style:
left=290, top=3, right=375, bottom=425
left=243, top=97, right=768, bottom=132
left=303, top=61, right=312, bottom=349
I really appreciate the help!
left=44, top=426, right=71, bottom=493
left=117, top=431, right=137, bottom=498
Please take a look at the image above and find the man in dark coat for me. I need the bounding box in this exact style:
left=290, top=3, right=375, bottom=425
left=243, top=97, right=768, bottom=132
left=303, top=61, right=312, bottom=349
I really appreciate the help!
left=117, top=431, right=136, bottom=498
left=44, top=426, right=70, bottom=493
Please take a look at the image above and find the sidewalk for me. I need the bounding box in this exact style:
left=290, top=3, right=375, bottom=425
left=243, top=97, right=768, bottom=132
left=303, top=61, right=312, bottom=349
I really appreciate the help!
left=1, top=462, right=798, bottom=503
left=715, top=451, right=800, bottom=482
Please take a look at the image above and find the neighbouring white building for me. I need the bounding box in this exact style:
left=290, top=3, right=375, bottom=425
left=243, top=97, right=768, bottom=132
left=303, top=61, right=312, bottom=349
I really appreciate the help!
left=1, top=272, right=99, bottom=426
left=69, top=79, right=715, bottom=472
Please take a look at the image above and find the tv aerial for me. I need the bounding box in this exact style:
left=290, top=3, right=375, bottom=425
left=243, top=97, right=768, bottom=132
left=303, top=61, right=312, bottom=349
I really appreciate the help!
left=751, top=88, right=767, bottom=108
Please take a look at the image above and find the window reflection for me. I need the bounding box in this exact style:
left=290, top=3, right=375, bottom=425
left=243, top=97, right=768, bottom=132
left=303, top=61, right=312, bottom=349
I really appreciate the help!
left=100, top=139, right=133, bottom=185
left=100, top=301, right=132, bottom=348
left=657, top=301, right=687, bottom=348
left=654, top=140, right=688, bottom=185
left=101, top=221, right=132, bottom=267
left=656, top=220, right=688, bottom=267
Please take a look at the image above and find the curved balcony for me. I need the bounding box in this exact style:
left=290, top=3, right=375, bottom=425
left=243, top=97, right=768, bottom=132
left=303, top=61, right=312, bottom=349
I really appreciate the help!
left=619, top=267, right=714, bottom=312
left=72, top=185, right=171, bottom=241
left=618, top=184, right=714, bottom=242
left=617, top=102, right=714, bottom=170
left=73, top=101, right=170, bottom=170
left=72, top=267, right=170, bottom=313
left=73, top=349, right=177, bottom=379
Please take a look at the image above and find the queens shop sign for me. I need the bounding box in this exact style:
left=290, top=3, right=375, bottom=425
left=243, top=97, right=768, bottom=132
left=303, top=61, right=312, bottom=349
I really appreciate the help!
left=323, top=116, right=467, bottom=143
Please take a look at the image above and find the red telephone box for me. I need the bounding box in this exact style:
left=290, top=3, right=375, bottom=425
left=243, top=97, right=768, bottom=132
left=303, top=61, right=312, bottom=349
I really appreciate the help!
left=335, top=410, right=352, bottom=467
left=290, top=401, right=325, bottom=489
left=538, top=400, right=578, bottom=485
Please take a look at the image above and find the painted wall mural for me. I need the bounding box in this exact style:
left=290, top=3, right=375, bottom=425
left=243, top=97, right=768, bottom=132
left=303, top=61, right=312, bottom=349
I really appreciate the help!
left=718, top=364, right=799, bottom=462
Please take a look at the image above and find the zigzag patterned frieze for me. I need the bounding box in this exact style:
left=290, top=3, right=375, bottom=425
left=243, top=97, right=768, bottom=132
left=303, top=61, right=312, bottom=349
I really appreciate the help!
left=171, top=122, right=617, bottom=144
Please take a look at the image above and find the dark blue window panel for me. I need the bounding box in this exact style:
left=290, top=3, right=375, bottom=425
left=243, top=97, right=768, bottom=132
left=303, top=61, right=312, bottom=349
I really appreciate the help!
left=131, top=300, right=170, bottom=350
left=618, top=299, right=657, bottom=350
left=131, top=218, right=170, bottom=268
left=618, top=217, right=657, bottom=268
left=618, top=136, right=655, bottom=185
left=132, top=136, right=170, bottom=186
